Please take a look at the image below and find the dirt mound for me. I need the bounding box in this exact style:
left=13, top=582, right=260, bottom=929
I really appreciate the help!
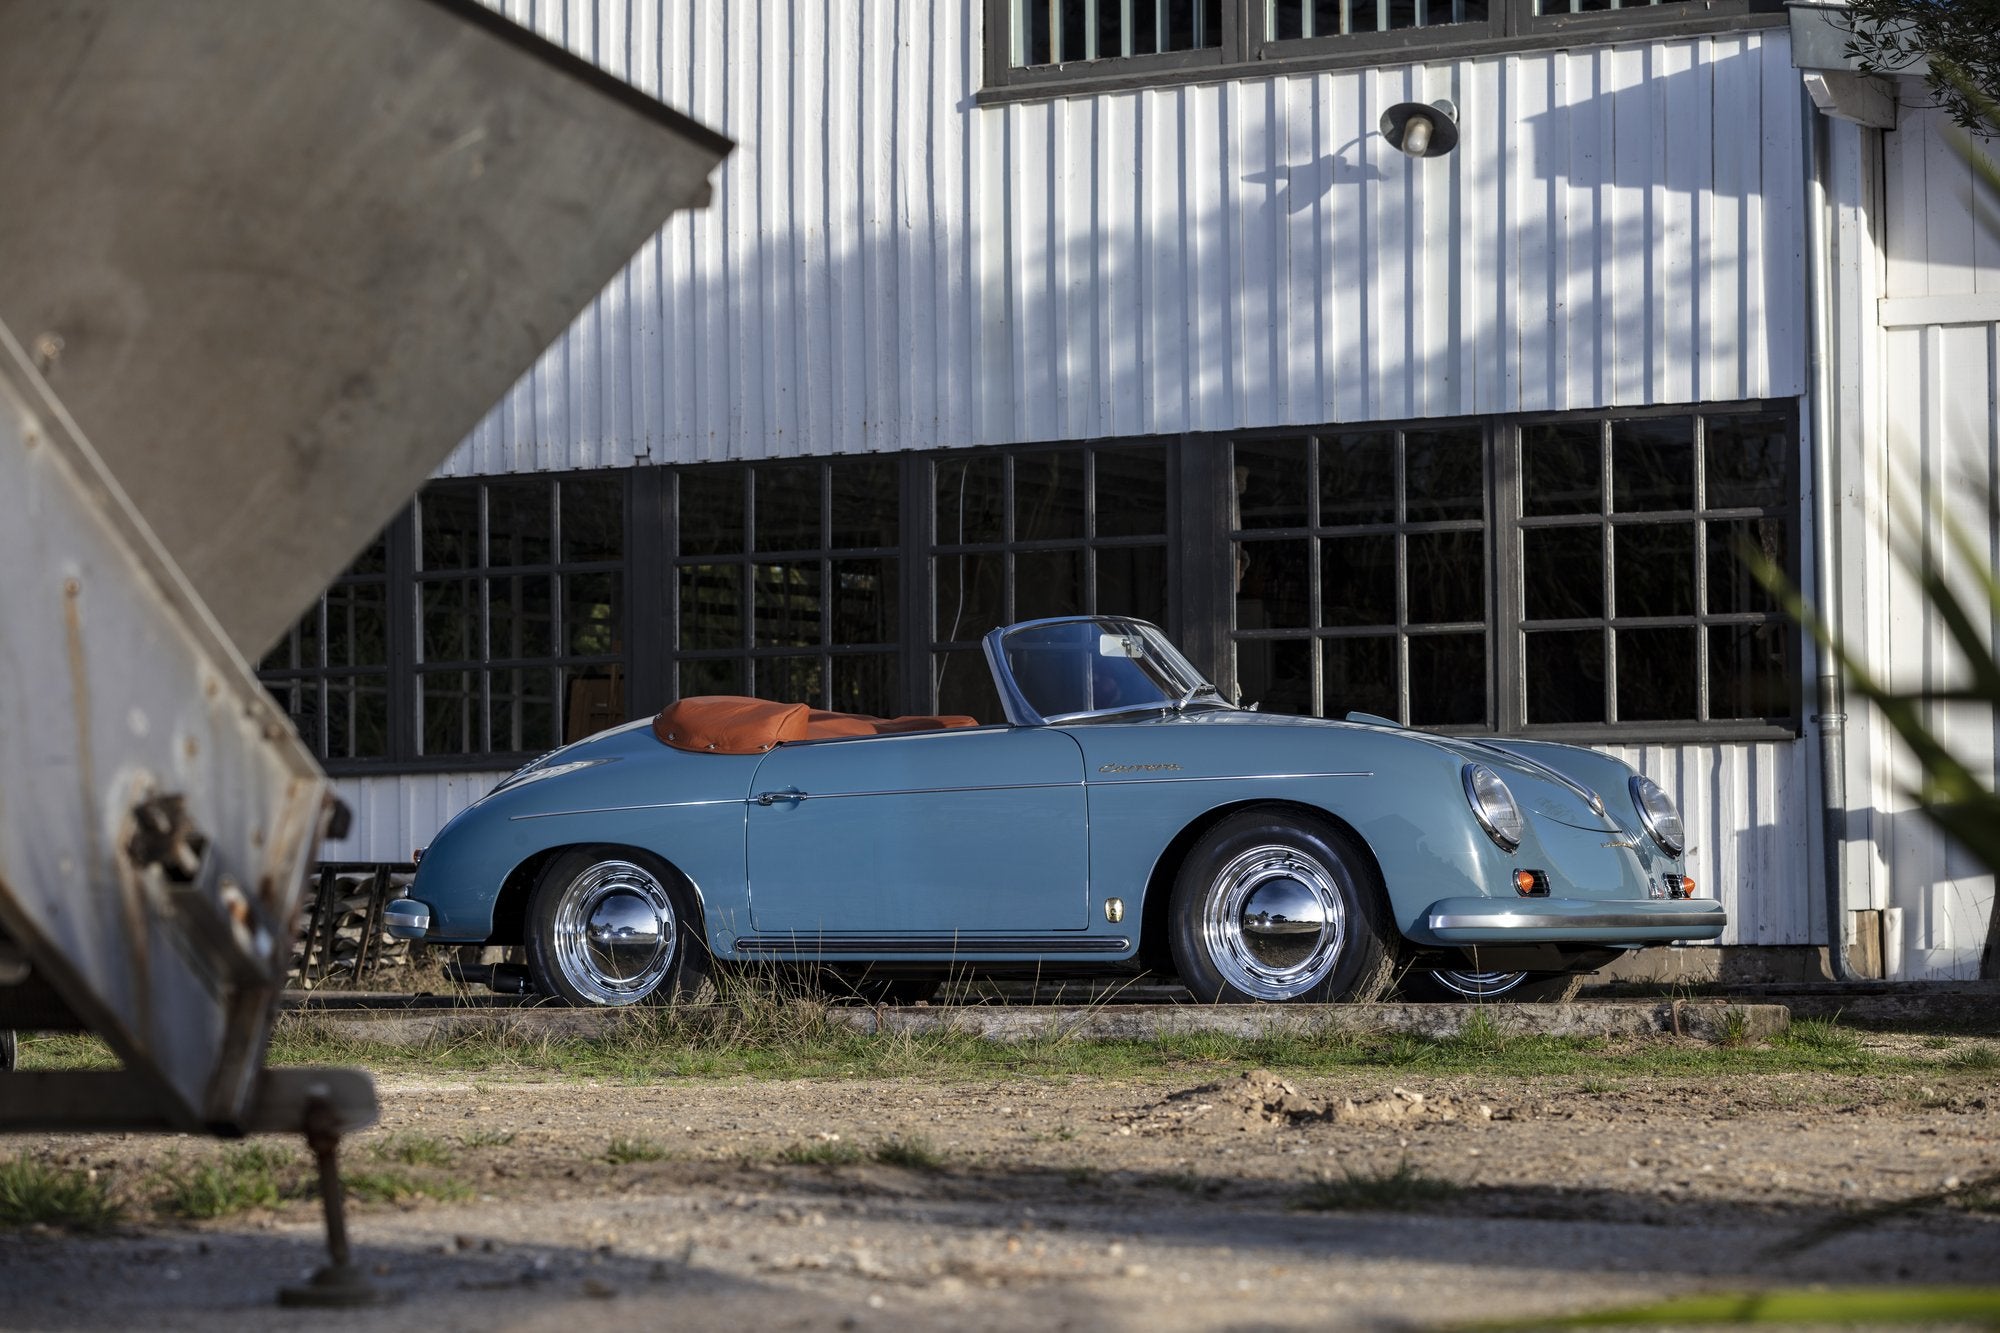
left=1112, top=1071, right=1500, bottom=1135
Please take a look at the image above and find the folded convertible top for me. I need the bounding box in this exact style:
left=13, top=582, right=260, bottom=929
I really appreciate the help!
left=654, top=697, right=979, bottom=754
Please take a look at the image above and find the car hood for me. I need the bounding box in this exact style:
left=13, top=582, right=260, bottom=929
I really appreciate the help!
left=1142, top=708, right=1624, bottom=834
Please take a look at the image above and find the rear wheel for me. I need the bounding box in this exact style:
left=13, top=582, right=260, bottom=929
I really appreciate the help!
left=523, top=848, right=710, bottom=1006
left=1401, top=968, right=1586, bottom=1003
left=1168, top=811, right=1394, bottom=1004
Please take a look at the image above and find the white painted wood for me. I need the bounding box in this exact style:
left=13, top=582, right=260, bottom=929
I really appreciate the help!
left=1879, top=293, right=2000, bottom=328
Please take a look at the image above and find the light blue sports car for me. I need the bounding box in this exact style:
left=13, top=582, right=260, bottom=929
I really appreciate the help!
left=386, top=616, right=1722, bottom=1006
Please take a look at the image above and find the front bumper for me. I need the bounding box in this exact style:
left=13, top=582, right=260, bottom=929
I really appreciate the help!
left=1421, top=896, right=1725, bottom=945
left=383, top=898, right=432, bottom=941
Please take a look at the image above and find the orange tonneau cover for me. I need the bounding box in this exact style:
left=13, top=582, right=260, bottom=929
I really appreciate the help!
left=654, top=696, right=979, bottom=754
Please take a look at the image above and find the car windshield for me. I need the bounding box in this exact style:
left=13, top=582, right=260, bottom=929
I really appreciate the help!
left=995, top=618, right=1217, bottom=722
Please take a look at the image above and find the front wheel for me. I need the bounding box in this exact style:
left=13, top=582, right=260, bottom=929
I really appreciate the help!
left=1168, top=811, right=1395, bottom=1004
left=523, top=848, right=710, bottom=1006
left=1399, top=968, right=1586, bottom=1003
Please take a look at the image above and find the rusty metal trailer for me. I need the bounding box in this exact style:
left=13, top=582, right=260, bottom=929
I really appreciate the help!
left=0, top=0, right=726, bottom=1301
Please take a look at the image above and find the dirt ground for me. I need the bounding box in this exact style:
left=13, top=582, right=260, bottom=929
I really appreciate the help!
left=4, top=1037, right=1998, bottom=1330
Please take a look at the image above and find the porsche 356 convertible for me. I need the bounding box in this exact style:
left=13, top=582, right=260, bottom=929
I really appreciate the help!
left=386, top=616, right=1722, bottom=1005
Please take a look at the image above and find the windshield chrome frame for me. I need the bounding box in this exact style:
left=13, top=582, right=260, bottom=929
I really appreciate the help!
left=981, top=616, right=1223, bottom=727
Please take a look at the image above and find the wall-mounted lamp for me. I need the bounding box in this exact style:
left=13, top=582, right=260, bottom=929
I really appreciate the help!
left=1379, top=99, right=1459, bottom=159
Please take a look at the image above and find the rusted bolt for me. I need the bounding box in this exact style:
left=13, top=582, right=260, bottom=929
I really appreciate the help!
left=63, top=578, right=80, bottom=597
left=31, top=333, right=64, bottom=373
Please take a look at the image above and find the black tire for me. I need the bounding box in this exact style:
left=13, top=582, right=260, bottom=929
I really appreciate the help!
left=1398, top=968, right=1586, bottom=1003
left=523, top=847, right=710, bottom=1006
left=1168, top=810, right=1395, bottom=1003
left=0, top=1030, right=14, bottom=1072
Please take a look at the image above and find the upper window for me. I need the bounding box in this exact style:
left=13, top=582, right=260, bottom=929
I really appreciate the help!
left=987, top=0, right=1776, bottom=97
left=259, top=526, right=393, bottom=762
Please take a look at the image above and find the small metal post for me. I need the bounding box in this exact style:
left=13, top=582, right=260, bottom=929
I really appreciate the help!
left=278, top=1094, right=395, bottom=1307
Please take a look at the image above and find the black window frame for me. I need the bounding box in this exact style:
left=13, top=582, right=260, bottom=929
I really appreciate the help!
left=980, top=0, right=1786, bottom=102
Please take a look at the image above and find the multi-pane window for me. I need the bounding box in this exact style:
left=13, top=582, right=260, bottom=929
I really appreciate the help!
left=1516, top=407, right=1794, bottom=728
left=414, top=476, right=625, bottom=757
left=989, top=0, right=1763, bottom=93
left=259, top=527, right=393, bottom=761
left=932, top=444, right=1172, bottom=721
left=1231, top=427, right=1488, bottom=725
left=673, top=458, right=902, bottom=717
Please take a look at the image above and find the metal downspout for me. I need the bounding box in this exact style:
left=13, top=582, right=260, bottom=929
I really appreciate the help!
left=1804, top=87, right=1852, bottom=981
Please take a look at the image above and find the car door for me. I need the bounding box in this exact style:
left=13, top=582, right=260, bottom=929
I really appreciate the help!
left=745, top=727, right=1088, bottom=936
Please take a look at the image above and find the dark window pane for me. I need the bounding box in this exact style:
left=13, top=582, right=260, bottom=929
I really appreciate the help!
left=1096, top=0, right=1125, bottom=56
left=1407, top=530, right=1484, bottom=625
left=754, top=463, right=820, bottom=553
left=419, top=669, right=478, bottom=755
left=326, top=584, right=389, bottom=668
left=679, top=657, right=743, bottom=699
left=830, top=654, right=898, bottom=718
left=1322, top=534, right=1396, bottom=627
left=831, top=557, right=898, bottom=645
left=1704, top=412, right=1790, bottom=510
left=1238, top=637, right=1314, bottom=715
left=564, top=572, right=621, bottom=656
left=261, top=632, right=298, bottom=674
left=1060, top=0, right=1085, bottom=60
left=563, top=665, right=626, bottom=743
left=292, top=680, right=322, bottom=752
left=1318, top=432, right=1396, bottom=526
left=1311, top=0, right=1344, bottom=35
left=757, top=655, right=822, bottom=705
left=935, top=551, right=1004, bottom=642
left=1275, top=0, right=1305, bottom=40
left=1612, top=416, right=1695, bottom=513
left=1386, top=0, right=1418, bottom=28
left=1404, top=427, right=1484, bottom=521
left=420, top=578, right=479, bottom=662
left=1710, top=621, right=1795, bottom=720
left=488, top=573, right=554, bottom=660
left=1236, top=538, right=1310, bottom=629
left=1522, top=527, right=1603, bottom=621
left=829, top=457, right=899, bottom=549
left=753, top=561, right=822, bottom=647
left=419, top=488, right=479, bottom=571
left=1524, top=629, right=1606, bottom=724
left=935, top=649, right=1001, bottom=722
left=678, top=563, right=743, bottom=651
left=680, top=467, right=746, bottom=556
left=328, top=679, right=390, bottom=761
left=1322, top=635, right=1397, bottom=719
left=1015, top=451, right=1086, bottom=542
left=561, top=476, right=624, bottom=563
left=349, top=525, right=391, bottom=577
left=1015, top=548, right=1085, bottom=621
left=1614, top=524, right=1697, bottom=618
left=1706, top=518, right=1787, bottom=617
left=296, top=606, right=324, bottom=671
left=1096, top=544, right=1167, bottom=626
left=1523, top=421, right=1602, bottom=516
left=487, top=480, right=552, bottom=567
left=935, top=454, right=1005, bottom=545
left=1024, top=0, right=1051, bottom=65
left=1615, top=627, right=1699, bottom=722
left=489, top=666, right=556, bottom=753
left=1095, top=446, right=1167, bottom=537
left=1234, top=439, right=1309, bottom=529
left=1410, top=632, right=1487, bottom=727
left=1349, top=0, right=1383, bottom=31
left=1132, top=0, right=1159, bottom=53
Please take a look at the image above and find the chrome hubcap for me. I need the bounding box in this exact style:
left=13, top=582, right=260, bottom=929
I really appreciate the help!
left=552, top=859, right=676, bottom=1005
left=1201, top=844, right=1346, bottom=1000
left=1429, top=968, right=1527, bottom=999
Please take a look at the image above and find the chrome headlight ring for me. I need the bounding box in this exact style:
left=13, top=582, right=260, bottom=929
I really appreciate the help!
left=1462, top=764, right=1525, bottom=853
left=1629, top=775, right=1685, bottom=856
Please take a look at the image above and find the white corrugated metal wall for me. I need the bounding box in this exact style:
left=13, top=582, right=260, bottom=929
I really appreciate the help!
left=325, top=3, right=1824, bottom=953
left=1866, top=102, right=2000, bottom=978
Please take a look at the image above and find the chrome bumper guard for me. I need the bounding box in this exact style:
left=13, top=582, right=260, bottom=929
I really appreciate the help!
left=382, top=898, right=432, bottom=941
left=1422, top=896, right=1726, bottom=944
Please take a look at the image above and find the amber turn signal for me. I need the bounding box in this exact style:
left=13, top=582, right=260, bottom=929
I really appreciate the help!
left=1681, top=874, right=1697, bottom=896
left=1514, top=870, right=1537, bottom=896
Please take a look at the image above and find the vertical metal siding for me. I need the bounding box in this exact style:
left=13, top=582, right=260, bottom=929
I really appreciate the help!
left=439, top=3, right=1808, bottom=475
left=323, top=772, right=498, bottom=863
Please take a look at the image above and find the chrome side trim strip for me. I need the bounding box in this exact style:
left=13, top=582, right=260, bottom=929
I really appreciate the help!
left=510, top=797, right=742, bottom=821
left=1428, top=908, right=1725, bottom=932
left=733, top=934, right=1131, bottom=955
left=1088, top=771, right=1371, bottom=786
left=746, top=780, right=1084, bottom=803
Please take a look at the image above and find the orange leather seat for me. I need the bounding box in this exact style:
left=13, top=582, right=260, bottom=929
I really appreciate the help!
left=654, top=696, right=979, bottom=754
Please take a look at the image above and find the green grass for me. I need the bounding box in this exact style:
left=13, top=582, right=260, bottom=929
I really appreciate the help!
left=459, top=1128, right=517, bottom=1149
left=872, top=1136, right=944, bottom=1171
left=369, top=1132, right=456, bottom=1168
left=605, top=1137, right=674, bottom=1164
left=1460, top=1286, right=2000, bottom=1328
left=155, top=1144, right=296, bottom=1220
left=1940, top=1044, right=2000, bottom=1071
left=777, top=1139, right=863, bottom=1166
left=1294, top=1160, right=1460, bottom=1213
left=341, top=1168, right=472, bottom=1205
left=0, top=1156, right=123, bottom=1232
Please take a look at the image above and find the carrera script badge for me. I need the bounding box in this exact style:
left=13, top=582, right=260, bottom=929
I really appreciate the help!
left=1098, top=762, right=1184, bottom=774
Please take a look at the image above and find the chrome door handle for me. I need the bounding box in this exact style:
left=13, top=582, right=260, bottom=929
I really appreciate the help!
left=754, top=788, right=806, bottom=806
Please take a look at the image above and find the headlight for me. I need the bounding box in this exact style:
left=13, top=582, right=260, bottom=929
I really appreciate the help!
left=1629, top=775, right=1685, bottom=856
left=1462, top=764, right=1524, bottom=852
